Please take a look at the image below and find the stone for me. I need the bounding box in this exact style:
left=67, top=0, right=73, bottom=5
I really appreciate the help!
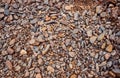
left=74, top=11, right=79, bottom=20
left=100, top=12, right=106, bottom=17
left=44, top=0, right=48, bottom=4
left=87, top=30, right=92, bottom=37
left=98, top=32, right=105, bottom=41
left=42, top=44, right=50, bottom=55
left=4, top=9, right=9, bottom=15
left=90, top=36, right=97, bottom=43
left=7, top=15, right=13, bottom=22
left=24, top=71, right=29, bottom=77
left=69, top=52, right=76, bottom=57
left=0, top=14, right=4, bottom=19
left=30, top=18, right=38, bottom=24
left=37, top=35, right=44, bottom=42
left=45, top=16, right=50, bottom=21
left=7, top=47, right=14, bottom=54
left=70, top=74, right=77, bottom=78
left=9, top=39, right=16, bottom=45
left=15, top=65, right=21, bottom=71
left=6, top=60, right=12, bottom=70
left=29, top=39, right=35, bottom=45
left=106, top=44, right=113, bottom=52
left=36, top=73, right=42, bottom=78
left=65, top=5, right=73, bottom=11
left=105, top=53, right=111, bottom=60
left=0, top=8, right=4, bottom=12
left=20, top=49, right=27, bottom=55
left=47, top=66, right=54, bottom=73
left=112, top=69, right=120, bottom=77
left=101, top=43, right=106, bottom=49
left=96, top=6, right=102, bottom=14
left=38, top=58, right=43, bottom=65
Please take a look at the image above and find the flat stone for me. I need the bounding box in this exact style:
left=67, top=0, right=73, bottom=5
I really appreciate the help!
left=65, top=5, right=73, bottom=11
left=9, top=39, right=16, bottom=45
left=0, top=14, right=4, bottom=19
left=20, top=49, right=27, bottom=55
left=106, top=44, right=113, bottom=52
left=90, top=36, right=97, bottom=43
left=0, top=8, right=4, bottom=12
left=87, top=30, right=92, bottom=37
left=98, top=32, right=105, bottom=41
left=47, top=66, right=54, bottom=73
left=42, top=44, right=50, bottom=55
left=69, top=52, right=76, bottom=57
left=6, top=60, right=12, bottom=70
left=105, top=53, right=111, bottom=60
left=7, top=47, right=14, bottom=54
left=70, top=74, right=77, bottom=78
left=36, top=73, right=42, bottom=78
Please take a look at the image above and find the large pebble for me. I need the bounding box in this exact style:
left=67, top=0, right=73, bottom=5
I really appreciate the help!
left=90, top=36, right=97, bottom=43
left=9, top=39, right=16, bottom=45
left=106, top=44, right=113, bottom=52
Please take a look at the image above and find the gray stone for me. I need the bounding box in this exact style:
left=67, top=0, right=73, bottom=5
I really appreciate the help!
left=74, top=11, right=79, bottom=20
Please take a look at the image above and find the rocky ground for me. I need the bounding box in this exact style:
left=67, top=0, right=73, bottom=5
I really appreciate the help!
left=0, top=0, right=120, bottom=78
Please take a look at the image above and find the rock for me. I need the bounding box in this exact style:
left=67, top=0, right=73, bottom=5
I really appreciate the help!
left=44, top=0, right=48, bottom=4
left=99, top=61, right=106, bottom=67
left=37, top=35, right=44, bottom=42
left=9, top=39, right=16, bottom=45
left=36, top=73, right=42, bottom=78
left=74, top=11, right=79, bottom=20
left=70, top=74, right=77, bottom=78
left=7, top=47, right=14, bottom=54
left=96, top=6, right=102, bottom=14
left=29, top=38, right=35, bottom=45
left=98, top=32, right=105, bottom=41
left=20, top=49, right=27, bottom=55
left=87, top=30, right=92, bottom=37
left=69, top=52, right=76, bottom=57
left=42, top=44, right=50, bottom=55
left=0, top=8, right=4, bottom=12
left=65, top=5, right=73, bottom=11
left=30, top=18, right=38, bottom=24
left=105, top=53, right=111, bottom=60
left=0, top=14, right=4, bottom=19
left=47, top=66, right=54, bottom=73
left=100, top=12, right=106, bottom=17
left=38, top=58, right=43, bottom=65
left=6, top=60, right=12, bottom=70
left=7, top=15, right=13, bottom=22
left=90, top=36, right=97, bottom=43
left=15, top=65, right=21, bottom=71
left=4, top=9, right=9, bottom=15
left=24, top=71, right=29, bottom=77
left=101, top=43, right=106, bottom=49
left=45, top=16, right=50, bottom=21
left=106, top=44, right=113, bottom=52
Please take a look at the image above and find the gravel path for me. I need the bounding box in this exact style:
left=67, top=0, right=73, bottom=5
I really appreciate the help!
left=0, top=0, right=120, bottom=78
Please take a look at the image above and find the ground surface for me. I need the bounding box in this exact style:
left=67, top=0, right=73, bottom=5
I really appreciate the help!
left=0, top=0, right=120, bottom=78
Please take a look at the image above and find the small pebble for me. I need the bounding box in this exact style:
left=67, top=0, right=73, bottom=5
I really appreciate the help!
left=20, top=49, right=27, bottom=55
left=105, top=53, right=111, bottom=60
left=90, top=36, right=97, bottom=43
left=6, top=60, right=12, bottom=70
left=69, top=52, right=76, bottom=57
left=70, top=74, right=77, bottom=78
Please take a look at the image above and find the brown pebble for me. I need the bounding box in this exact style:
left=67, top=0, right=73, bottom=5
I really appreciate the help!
left=9, top=39, right=16, bottom=45
left=7, top=47, right=14, bottom=54
left=106, top=44, right=113, bottom=52
left=105, top=53, right=111, bottom=60
left=70, top=74, right=77, bottom=78
left=6, top=60, right=12, bottom=70
left=47, top=66, right=54, bottom=73
left=36, top=73, right=42, bottom=78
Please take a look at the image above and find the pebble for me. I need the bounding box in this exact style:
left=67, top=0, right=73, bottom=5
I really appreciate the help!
left=37, top=35, right=44, bottom=42
left=30, top=18, right=38, bottom=24
left=101, top=43, right=106, bottom=49
left=112, top=69, right=120, bottom=77
left=0, top=14, right=4, bottom=19
left=45, top=16, right=51, bottom=21
left=9, top=39, right=16, bottom=45
left=0, top=8, right=4, bottom=12
left=29, top=39, right=35, bottom=45
left=74, top=11, right=79, bottom=20
left=20, top=49, right=27, bottom=55
left=47, top=66, right=54, bottom=73
left=69, top=52, right=76, bottom=57
left=6, top=60, right=12, bottom=70
left=36, top=73, right=42, bottom=78
left=100, top=12, right=106, bottom=17
left=7, top=47, right=14, bottom=54
left=65, top=5, right=73, bottom=11
left=98, top=32, right=105, bottom=41
left=38, top=58, right=43, bottom=65
left=15, top=65, right=21, bottom=71
left=42, top=44, right=50, bottom=55
left=4, top=9, right=9, bottom=15
left=105, top=53, right=111, bottom=60
left=87, top=30, right=92, bottom=37
left=90, top=36, right=97, bottom=43
left=70, top=74, right=77, bottom=78
left=7, top=15, right=13, bottom=22
left=44, top=0, right=48, bottom=4
left=106, top=44, right=113, bottom=52
left=96, top=6, right=102, bottom=14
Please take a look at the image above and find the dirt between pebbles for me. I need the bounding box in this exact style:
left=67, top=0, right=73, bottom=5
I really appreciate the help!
left=0, top=0, right=120, bottom=78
